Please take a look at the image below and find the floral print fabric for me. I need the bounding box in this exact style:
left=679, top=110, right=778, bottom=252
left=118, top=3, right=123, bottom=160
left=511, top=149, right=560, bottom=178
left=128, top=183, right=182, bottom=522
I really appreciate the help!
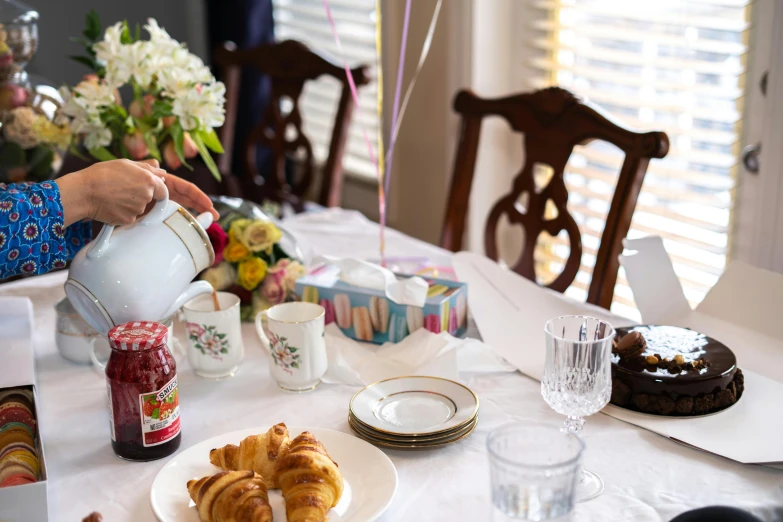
left=0, top=181, right=92, bottom=278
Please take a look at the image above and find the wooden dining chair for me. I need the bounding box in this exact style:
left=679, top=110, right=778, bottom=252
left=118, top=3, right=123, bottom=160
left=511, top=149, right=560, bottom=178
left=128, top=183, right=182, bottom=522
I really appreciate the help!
left=440, top=87, right=669, bottom=309
left=213, top=40, right=370, bottom=211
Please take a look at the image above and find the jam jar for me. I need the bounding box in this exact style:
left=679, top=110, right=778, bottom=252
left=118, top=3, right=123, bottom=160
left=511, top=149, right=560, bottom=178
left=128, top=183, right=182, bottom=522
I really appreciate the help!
left=105, top=322, right=181, bottom=461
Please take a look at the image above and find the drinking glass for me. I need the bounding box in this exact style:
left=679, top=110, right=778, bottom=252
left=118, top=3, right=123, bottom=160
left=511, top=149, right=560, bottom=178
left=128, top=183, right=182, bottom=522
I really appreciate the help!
left=487, top=422, right=583, bottom=521
left=541, top=315, right=614, bottom=502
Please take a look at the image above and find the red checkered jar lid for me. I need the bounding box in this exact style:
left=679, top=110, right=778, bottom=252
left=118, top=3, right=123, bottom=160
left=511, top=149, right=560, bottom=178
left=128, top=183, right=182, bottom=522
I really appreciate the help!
left=108, top=322, right=168, bottom=351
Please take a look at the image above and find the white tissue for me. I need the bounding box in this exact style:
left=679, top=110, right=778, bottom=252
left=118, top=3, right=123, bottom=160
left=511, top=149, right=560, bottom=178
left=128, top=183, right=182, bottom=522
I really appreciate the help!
left=311, top=255, right=429, bottom=307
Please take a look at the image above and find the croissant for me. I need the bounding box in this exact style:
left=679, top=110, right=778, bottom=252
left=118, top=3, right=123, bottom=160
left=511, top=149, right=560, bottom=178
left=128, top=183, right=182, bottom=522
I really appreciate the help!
left=187, top=470, right=273, bottom=522
left=210, top=422, right=291, bottom=488
left=277, top=431, right=344, bottom=522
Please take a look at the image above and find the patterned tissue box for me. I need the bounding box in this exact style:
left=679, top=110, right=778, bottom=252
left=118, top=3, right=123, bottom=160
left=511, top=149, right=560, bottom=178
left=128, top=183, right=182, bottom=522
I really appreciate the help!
left=295, top=265, right=468, bottom=344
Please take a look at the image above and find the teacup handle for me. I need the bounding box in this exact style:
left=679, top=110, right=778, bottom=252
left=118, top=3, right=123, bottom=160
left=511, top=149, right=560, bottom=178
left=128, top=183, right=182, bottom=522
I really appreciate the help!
left=89, top=338, right=107, bottom=371
left=254, top=311, right=272, bottom=355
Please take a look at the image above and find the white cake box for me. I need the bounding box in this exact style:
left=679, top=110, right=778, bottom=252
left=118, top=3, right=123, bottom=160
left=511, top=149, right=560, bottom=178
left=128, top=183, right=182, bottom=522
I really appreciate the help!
left=0, top=297, right=49, bottom=522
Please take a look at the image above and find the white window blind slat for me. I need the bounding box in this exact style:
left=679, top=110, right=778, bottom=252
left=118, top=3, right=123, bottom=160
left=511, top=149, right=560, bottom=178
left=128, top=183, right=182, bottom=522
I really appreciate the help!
left=273, top=0, right=378, bottom=182
left=523, top=0, right=749, bottom=316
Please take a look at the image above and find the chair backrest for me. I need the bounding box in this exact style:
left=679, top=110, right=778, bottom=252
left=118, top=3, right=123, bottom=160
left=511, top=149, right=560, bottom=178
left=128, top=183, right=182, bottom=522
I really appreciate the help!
left=440, top=87, right=669, bottom=308
left=213, top=40, right=370, bottom=210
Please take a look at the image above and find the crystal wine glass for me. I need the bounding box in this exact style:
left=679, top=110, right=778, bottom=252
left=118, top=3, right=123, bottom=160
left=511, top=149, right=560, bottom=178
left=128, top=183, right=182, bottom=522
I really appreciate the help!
left=541, top=315, right=614, bottom=502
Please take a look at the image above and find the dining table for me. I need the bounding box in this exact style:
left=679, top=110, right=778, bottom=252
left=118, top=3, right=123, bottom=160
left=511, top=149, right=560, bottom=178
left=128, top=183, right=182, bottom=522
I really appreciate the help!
left=0, top=208, right=781, bottom=522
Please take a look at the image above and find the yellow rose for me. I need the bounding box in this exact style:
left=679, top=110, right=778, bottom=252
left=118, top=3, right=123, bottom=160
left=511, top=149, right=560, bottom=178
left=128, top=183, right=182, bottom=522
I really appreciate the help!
left=228, top=219, right=251, bottom=246
left=237, top=257, right=268, bottom=291
left=242, top=221, right=282, bottom=253
left=223, top=239, right=251, bottom=263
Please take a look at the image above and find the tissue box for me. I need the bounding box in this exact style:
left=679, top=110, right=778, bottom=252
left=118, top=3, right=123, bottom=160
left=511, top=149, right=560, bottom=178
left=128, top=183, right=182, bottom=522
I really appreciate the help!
left=295, top=266, right=468, bottom=344
left=0, top=298, right=49, bottom=522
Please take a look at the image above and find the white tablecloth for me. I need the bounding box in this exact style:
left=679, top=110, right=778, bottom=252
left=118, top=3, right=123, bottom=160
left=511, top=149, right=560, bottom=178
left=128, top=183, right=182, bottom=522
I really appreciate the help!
left=1, top=209, right=781, bottom=522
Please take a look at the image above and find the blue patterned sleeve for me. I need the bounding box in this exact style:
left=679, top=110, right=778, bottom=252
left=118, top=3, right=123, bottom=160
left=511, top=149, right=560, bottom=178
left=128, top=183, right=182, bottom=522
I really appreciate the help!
left=0, top=181, right=92, bottom=279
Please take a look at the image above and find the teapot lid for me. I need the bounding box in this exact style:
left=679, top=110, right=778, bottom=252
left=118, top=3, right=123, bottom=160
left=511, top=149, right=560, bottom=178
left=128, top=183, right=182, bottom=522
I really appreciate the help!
left=108, top=322, right=168, bottom=351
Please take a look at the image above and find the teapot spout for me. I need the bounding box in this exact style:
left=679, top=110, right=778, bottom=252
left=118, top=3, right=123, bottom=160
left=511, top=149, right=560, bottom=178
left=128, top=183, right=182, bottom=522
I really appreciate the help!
left=162, top=281, right=214, bottom=320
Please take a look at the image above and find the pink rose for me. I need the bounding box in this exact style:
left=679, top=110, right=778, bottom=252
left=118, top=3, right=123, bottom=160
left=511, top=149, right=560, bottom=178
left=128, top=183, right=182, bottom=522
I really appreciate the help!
left=129, top=94, right=155, bottom=119
left=206, top=223, right=228, bottom=265
left=123, top=131, right=149, bottom=160
left=162, top=140, right=181, bottom=170
left=183, top=132, right=198, bottom=159
left=260, top=275, right=286, bottom=306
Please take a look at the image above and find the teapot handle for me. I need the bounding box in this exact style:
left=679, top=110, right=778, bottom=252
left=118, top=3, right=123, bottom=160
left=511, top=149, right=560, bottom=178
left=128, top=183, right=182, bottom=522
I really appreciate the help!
left=86, top=224, right=114, bottom=260
left=86, top=185, right=170, bottom=260
left=139, top=184, right=170, bottom=226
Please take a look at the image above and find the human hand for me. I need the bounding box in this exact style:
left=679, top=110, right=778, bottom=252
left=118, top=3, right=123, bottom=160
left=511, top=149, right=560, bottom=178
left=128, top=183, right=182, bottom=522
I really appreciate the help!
left=137, top=159, right=219, bottom=221
left=57, top=159, right=167, bottom=226
left=57, top=159, right=218, bottom=227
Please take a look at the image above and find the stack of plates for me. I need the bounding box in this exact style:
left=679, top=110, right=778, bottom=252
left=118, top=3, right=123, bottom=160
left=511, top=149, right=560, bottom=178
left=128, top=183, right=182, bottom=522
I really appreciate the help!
left=348, top=376, right=479, bottom=449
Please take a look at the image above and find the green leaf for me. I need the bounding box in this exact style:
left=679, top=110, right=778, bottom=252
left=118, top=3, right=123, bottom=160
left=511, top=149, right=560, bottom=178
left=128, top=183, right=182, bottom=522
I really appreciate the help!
left=152, top=100, right=173, bottom=119
left=142, top=131, right=161, bottom=161
left=68, top=142, right=88, bottom=160
left=84, top=10, right=101, bottom=41
left=191, top=132, right=222, bottom=181
left=70, top=55, right=97, bottom=71
left=217, top=333, right=226, bottom=339
left=135, top=23, right=141, bottom=42
left=198, top=127, right=225, bottom=154
left=88, top=147, right=117, bottom=162
left=220, top=348, right=228, bottom=354
left=288, top=347, right=298, bottom=353
left=169, top=122, right=192, bottom=170
left=151, top=408, right=160, bottom=419
left=291, top=362, right=299, bottom=369
left=120, top=21, right=133, bottom=44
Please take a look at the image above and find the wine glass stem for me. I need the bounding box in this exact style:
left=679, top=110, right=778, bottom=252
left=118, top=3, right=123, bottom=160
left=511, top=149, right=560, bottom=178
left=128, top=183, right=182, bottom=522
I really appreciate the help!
left=563, top=416, right=585, bottom=435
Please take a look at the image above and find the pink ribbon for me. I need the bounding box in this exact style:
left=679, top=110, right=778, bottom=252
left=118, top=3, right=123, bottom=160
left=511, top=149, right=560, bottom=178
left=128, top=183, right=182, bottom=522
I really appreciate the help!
left=322, top=0, right=386, bottom=263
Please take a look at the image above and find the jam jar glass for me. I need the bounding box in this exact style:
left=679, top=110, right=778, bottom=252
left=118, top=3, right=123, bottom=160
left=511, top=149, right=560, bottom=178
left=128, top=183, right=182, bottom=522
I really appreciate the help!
left=105, top=322, right=181, bottom=461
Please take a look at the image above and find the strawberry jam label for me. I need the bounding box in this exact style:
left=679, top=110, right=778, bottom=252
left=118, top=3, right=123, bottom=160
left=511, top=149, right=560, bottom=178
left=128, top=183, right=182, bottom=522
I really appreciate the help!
left=138, top=375, right=180, bottom=447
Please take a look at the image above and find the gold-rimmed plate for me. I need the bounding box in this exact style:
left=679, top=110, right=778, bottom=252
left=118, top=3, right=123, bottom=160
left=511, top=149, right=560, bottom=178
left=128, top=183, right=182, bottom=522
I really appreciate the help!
left=348, top=413, right=478, bottom=443
left=349, top=416, right=478, bottom=450
left=349, top=376, right=479, bottom=437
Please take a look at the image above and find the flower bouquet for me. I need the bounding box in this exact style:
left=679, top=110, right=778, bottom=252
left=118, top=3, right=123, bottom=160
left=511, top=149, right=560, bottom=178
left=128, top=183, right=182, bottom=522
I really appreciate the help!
left=0, top=2, right=72, bottom=183
left=201, top=210, right=304, bottom=321
left=58, top=11, right=225, bottom=178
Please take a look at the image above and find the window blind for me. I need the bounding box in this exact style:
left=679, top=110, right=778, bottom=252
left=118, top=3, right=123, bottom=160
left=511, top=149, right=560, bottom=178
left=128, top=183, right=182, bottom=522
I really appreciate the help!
left=521, top=0, right=750, bottom=318
left=272, top=0, right=379, bottom=179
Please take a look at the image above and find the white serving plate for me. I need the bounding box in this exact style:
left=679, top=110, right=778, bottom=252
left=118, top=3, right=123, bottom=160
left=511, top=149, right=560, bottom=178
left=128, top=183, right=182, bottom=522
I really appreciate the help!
left=150, top=426, right=397, bottom=522
left=350, top=376, right=479, bottom=436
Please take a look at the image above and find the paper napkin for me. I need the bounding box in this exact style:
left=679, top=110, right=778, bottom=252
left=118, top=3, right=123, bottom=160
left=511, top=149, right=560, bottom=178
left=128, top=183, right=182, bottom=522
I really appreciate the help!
left=311, top=254, right=429, bottom=306
left=322, top=323, right=515, bottom=386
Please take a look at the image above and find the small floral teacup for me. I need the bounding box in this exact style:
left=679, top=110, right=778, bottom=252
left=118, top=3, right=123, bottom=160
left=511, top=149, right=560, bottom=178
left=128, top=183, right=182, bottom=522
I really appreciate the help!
left=182, top=292, right=244, bottom=379
left=254, top=302, right=327, bottom=392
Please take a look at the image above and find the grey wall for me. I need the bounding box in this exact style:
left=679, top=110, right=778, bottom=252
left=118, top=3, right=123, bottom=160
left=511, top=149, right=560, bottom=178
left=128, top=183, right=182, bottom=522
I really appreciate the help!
left=24, top=0, right=207, bottom=87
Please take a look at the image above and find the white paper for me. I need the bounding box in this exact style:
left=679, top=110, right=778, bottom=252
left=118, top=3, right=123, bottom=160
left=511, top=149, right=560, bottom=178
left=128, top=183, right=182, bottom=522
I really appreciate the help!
left=456, top=250, right=783, bottom=465
left=322, top=323, right=512, bottom=386
left=452, top=251, right=632, bottom=381
left=311, top=254, right=429, bottom=306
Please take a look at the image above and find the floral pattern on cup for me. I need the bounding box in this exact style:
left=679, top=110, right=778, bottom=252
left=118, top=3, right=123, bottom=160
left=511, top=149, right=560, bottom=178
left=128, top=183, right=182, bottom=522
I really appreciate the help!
left=187, top=322, right=229, bottom=360
left=269, top=332, right=300, bottom=374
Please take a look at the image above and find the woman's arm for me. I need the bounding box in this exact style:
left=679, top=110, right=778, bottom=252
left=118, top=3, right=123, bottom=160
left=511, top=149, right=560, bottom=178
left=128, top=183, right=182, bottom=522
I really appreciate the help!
left=1, top=159, right=217, bottom=279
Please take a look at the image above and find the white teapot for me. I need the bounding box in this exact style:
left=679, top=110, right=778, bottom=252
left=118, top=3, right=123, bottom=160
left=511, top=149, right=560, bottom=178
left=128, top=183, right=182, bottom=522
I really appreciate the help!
left=65, top=186, right=215, bottom=335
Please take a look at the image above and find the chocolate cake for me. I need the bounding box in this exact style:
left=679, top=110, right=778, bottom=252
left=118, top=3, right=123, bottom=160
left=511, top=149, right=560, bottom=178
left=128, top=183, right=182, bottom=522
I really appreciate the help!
left=610, top=325, right=744, bottom=416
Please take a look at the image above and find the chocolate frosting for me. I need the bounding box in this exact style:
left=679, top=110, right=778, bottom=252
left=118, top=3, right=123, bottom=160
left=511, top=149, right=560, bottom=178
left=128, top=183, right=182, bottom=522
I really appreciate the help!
left=612, top=325, right=737, bottom=397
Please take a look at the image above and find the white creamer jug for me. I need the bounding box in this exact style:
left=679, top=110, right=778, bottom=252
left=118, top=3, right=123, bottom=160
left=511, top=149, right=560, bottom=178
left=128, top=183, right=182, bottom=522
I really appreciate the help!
left=65, top=186, right=215, bottom=334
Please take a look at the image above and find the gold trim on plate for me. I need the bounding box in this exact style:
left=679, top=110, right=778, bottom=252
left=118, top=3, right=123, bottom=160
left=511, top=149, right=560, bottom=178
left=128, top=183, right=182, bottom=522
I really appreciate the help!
left=349, top=416, right=478, bottom=449
left=349, top=413, right=478, bottom=443
left=349, top=375, right=480, bottom=437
